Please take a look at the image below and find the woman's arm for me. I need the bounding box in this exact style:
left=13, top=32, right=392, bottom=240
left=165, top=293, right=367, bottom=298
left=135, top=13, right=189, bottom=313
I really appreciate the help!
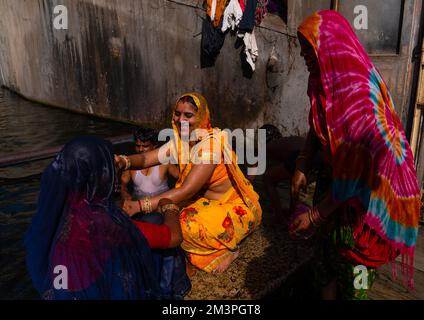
left=296, top=128, right=320, bottom=173
left=289, top=193, right=342, bottom=239
left=120, top=170, right=132, bottom=200
left=123, top=163, right=216, bottom=216
left=159, top=198, right=183, bottom=247
left=290, top=128, right=321, bottom=209
left=130, top=147, right=161, bottom=169
left=116, top=145, right=165, bottom=171
left=132, top=198, right=183, bottom=249
left=167, top=164, right=180, bottom=180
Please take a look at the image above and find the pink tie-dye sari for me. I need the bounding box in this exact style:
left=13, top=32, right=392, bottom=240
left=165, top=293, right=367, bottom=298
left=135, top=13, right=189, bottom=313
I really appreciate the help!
left=298, top=10, right=420, bottom=288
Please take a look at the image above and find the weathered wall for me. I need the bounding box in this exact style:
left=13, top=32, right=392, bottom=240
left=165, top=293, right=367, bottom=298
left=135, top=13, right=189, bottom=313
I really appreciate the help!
left=0, top=0, right=421, bottom=136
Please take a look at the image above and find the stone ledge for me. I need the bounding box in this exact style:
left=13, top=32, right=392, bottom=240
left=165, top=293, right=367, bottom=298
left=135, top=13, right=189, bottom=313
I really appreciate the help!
left=186, top=225, right=313, bottom=300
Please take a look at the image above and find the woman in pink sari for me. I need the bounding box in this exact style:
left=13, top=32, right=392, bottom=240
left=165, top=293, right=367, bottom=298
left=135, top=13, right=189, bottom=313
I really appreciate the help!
left=290, top=10, right=421, bottom=299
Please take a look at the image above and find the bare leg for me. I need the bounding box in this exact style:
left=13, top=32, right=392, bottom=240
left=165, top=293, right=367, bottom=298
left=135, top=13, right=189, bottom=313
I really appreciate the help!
left=264, top=163, right=291, bottom=224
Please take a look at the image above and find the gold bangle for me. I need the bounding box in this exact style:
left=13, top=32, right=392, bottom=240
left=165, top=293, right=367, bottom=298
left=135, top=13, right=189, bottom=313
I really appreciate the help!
left=160, top=203, right=180, bottom=214
left=147, top=197, right=152, bottom=213
left=142, top=196, right=152, bottom=213
left=119, top=155, right=131, bottom=170
left=308, top=210, right=319, bottom=228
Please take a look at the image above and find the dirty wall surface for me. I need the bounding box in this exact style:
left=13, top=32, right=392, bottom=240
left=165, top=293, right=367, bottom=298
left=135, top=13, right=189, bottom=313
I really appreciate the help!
left=0, top=0, right=419, bottom=136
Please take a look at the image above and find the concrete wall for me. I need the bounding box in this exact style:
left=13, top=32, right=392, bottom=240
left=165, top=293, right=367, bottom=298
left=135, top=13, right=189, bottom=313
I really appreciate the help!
left=0, top=0, right=421, bottom=136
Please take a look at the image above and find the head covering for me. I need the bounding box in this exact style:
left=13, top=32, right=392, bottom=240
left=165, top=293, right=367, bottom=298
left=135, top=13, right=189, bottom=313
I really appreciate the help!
left=24, top=136, right=160, bottom=299
left=298, top=10, right=420, bottom=287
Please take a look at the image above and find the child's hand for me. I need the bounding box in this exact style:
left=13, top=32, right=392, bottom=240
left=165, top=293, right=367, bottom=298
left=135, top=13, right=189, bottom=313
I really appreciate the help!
left=114, top=154, right=127, bottom=171
left=122, top=199, right=139, bottom=216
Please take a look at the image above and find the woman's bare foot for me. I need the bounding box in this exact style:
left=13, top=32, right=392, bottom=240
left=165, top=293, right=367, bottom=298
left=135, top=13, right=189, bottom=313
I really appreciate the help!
left=212, top=250, right=240, bottom=273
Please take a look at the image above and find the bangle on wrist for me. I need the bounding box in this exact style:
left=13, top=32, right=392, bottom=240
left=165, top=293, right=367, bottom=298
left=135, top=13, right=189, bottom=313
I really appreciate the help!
left=142, top=196, right=152, bottom=213
left=308, top=210, right=320, bottom=228
left=119, top=155, right=131, bottom=170
left=160, top=203, right=180, bottom=214
left=310, top=206, right=325, bottom=227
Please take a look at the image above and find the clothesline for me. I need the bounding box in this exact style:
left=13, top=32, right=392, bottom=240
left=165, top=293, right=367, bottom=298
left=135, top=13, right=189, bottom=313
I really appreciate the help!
left=166, top=0, right=296, bottom=38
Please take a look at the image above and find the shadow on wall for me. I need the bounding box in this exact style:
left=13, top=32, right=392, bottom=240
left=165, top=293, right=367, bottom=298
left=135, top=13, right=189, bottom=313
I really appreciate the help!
left=3, top=0, right=304, bottom=132
left=38, top=0, right=268, bottom=129
left=43, top=1, right=145, bottom=121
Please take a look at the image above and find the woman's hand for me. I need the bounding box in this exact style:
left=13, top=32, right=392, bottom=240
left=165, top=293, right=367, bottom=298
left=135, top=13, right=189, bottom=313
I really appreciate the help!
left=290, top=169, right=307, bottom=210
left=114, top=154, right=127, bottom=171
left=288, top=211, right=316, bottom=240
left=158, top=198, right=178, bottom=212
left=122, top=199, right=140, bottom=216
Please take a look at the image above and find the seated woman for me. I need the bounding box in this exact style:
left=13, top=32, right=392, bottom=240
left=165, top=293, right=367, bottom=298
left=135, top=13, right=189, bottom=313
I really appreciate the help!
left=24, top=136, right=190, bottom=300
left=290, top=11, right=421, bottom=299
left=116, top=93, right=262, bottom=274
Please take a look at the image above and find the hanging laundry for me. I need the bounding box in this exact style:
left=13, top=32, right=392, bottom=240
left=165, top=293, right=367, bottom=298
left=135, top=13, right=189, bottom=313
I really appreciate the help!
left=201, top=16, right=226, bottom=67
left=238, top=0, right=257, bottom=32
left=240, top=30, right=258, bottom=71
left=206, top=0, right=230, bottom=28
left=221, top=0, right=243, bottom=32
left=255, top=0, right=268, bottom=26
left=239, top=0, right=246, bottom=12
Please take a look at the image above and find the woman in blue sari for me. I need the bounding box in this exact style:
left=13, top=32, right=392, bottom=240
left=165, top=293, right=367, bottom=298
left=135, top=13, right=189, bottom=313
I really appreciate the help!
left=24, top=136, right=190, bottom=299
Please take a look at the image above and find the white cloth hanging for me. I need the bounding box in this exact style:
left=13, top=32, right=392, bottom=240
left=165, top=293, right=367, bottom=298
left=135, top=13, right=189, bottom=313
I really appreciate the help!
left=242, top=30, right=258, bottom=71
left=210, top=0, right=217, bottom=20
left=221, top=0, right=243, bottom=32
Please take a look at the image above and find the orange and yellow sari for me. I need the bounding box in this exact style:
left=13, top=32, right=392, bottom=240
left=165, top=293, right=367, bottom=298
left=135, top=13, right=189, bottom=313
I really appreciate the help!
left=170, top=92, right=262, bottom=272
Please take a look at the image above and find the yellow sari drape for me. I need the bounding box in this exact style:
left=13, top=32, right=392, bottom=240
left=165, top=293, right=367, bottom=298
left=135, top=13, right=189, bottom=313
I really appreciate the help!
left=171, top=93, right=262, bottom=272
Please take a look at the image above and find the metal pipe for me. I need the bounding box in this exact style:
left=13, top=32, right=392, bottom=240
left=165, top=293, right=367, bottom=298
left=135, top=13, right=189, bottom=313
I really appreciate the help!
left=410, top=37, right=424, bottom=157
left=331, top=0, right=340, bottom=11
left=406, top=0, right=424, bottom=140
left=0, top=134, right=133, bottom=168
left=411, top=104, right=423, bottom=157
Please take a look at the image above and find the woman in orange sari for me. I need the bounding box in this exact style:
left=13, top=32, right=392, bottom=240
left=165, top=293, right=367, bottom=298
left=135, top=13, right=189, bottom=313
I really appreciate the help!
left=116, top=93, right=262, bottom=273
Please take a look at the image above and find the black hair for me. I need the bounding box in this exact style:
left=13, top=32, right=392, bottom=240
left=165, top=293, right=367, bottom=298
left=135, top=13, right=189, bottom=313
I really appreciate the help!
left=177, top=95, right=199, bottom=111
left=133, top=127, right=159, bottom=144
left=259, top=124, right=282, bottom=143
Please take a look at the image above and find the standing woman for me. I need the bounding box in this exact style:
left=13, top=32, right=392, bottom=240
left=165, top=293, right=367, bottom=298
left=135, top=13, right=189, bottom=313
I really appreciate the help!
left=290, top=11, right=421, bottom=299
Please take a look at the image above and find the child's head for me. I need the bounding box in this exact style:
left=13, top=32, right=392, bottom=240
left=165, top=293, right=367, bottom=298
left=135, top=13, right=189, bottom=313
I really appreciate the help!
left=259, top=124, right=282, bottom=143
left=133, top=127, right=159, bottom=154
